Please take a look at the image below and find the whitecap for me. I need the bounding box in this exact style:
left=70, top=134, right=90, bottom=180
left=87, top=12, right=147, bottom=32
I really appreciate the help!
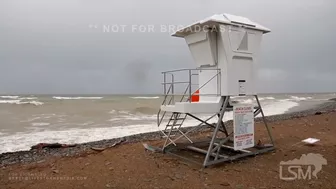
left=19, top=97, right=38, bottom=100
left=258, top=97, right=276, bottom=101
left=19, top=101, right=44, bottom=106
left=76, top=122, right=95, bottom=126
left=0, top=95, right=19, bottom=99
left=290, top=96, right=312, bottom=101
left=108, top=114, right=156, bottom=122
left=118, top=110, right=131, bottom=114
left=31, top=122, right=50, bottom=126
left=130, top=96, right=160, bottom=99
left=20, top=117, right=42, bottom=123
left=0, top=100, right=21, bottom=104
left=53, top=96, right=103, bottom=100
left=0, top=100, right=43, bottom=106
left=109, top=110, right=116, bottom=114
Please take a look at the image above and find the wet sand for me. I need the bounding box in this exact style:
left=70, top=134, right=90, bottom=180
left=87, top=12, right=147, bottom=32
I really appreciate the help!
left=1, top=101, right=336, bottom=189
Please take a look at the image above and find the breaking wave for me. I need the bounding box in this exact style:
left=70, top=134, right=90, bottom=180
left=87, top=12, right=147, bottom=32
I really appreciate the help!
left=259, top=97, right=275, bottom=100
left=19, top=97, right=37, bottom=100
left=0, top=95, right=20, bottom=99
left=109, top=110, right=131, bottom=114
left=31, top=122, right=51, bottom=127
left=290, top=96, right=312, bottom=101
left=109, top=107, right=158, bottom=115
left=53, top=96, right=103, bottom=100
left=1, top=96, right=37, bottom=100
left=0, top=100, right=43, bottom=106
left=0, top=100, right=21, bottom=104
left=19, top=101, right=44, bottom=106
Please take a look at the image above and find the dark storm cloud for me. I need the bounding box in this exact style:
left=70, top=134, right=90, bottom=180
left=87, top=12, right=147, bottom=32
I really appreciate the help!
left=0, top=0, right=335, bottom=94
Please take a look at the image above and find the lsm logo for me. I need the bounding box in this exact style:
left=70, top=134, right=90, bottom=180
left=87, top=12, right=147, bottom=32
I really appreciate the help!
left=279, top=153, right=327, bottom=180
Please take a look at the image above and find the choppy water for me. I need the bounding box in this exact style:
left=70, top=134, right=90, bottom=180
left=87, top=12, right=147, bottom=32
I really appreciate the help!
left=0, top=93, right=335, bottom=153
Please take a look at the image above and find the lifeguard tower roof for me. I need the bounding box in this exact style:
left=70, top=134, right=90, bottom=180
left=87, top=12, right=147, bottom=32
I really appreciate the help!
left=172, top=13, right=270, bottom=38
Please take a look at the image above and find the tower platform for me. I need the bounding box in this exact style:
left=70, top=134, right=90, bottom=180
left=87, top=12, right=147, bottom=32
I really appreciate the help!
left=160, top=101, right=222, bottom=114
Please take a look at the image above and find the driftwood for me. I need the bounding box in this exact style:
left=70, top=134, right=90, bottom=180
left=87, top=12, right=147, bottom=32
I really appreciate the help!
left=30, top=139, right=125, bottom=152
left=90, top=147, right=106, bottom=152
left=90, top=139, right=124, bottom=152
left=31, top=143, right=77, bottom=150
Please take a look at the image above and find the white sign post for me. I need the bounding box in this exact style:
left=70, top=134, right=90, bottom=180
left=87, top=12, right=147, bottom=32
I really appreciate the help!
left=233, top=105, right=255, bottom=150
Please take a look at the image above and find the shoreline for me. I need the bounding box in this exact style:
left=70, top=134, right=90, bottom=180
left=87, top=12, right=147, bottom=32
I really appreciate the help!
left=1, top=99, right=336, bottom=166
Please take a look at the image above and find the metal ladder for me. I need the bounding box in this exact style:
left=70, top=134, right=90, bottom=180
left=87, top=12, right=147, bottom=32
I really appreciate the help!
left=160, top=112, right=192, bottom=148
left=157, top=83, right=192, bottom=148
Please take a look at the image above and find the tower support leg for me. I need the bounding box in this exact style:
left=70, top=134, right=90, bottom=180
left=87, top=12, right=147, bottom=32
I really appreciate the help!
left=255, top=95, right=275, bottom=146
left=203, top=96, right=230, bottom=166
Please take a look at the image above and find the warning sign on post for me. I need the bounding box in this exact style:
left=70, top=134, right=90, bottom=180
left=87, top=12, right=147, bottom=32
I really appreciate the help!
left=233, top=105, right=254, bottom=150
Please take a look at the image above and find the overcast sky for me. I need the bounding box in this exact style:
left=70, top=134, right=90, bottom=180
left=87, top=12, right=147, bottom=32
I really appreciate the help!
left=0, top=0, right=335, bottom=94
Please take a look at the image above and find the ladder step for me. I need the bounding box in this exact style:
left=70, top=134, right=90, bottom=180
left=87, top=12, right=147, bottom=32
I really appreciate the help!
left=168, top=121, right=185, bottom=124
left=168, top=117, right=186, bottom=121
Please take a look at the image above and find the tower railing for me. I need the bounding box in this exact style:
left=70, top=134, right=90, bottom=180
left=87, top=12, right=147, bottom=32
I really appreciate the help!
left=162, top=68, right=221, bottom=104
left=157, top=68, right=221, bottom=126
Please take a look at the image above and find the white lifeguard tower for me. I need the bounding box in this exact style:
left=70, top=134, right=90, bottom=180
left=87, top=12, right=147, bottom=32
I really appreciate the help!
left=154, top=13, right=275, bottom=167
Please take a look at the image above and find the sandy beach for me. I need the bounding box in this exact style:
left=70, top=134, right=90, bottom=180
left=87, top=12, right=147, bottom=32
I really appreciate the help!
left=1, top=101, right=336, bottom=189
